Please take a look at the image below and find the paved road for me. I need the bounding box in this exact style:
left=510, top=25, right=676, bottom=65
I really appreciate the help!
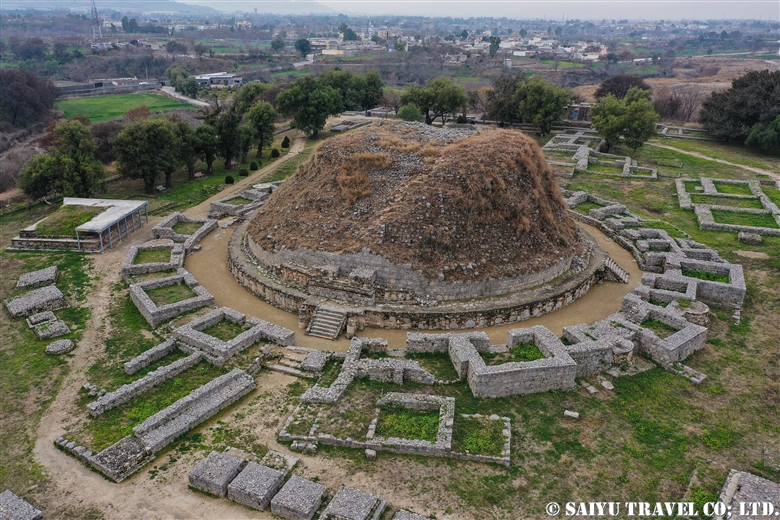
left=160, top=86, right=212, bottom=108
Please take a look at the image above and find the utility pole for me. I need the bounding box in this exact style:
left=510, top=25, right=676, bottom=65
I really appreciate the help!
left=91, top=0, right=103, bottom=44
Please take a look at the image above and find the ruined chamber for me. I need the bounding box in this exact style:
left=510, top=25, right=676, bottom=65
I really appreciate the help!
left=231, top=122, right=607, bottom=334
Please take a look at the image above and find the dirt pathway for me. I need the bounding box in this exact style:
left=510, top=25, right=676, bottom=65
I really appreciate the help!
left=647, top=141, right=780, bottom=181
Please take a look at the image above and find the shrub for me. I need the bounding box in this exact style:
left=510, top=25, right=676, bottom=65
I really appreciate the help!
left=250, top=161, right=258, bottom=171
left=397, top=104, right=425, bottom=123
left=281, top=136, right=290, bottom=148
left=271, top=148, right=280, bottom=158
left=225, top=175, right=234, bottom=184
left=456, top=114, right=469, bottom=124
left=239, top=168, right=249, bottom=177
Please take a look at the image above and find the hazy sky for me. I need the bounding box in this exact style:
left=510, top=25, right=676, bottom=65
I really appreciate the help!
left=183, top=0, right=780, bottom=20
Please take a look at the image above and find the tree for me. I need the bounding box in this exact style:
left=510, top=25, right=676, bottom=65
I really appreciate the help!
left=238, top=125, right=253, bottom=163
left=516, top=75, right=571, bottom=135
left=294, top=39, right=311, bottom=58
left=595, top=75, right=652, bottom=99
left=246, top=101, right=278, bottom=160
left=91, top=121, right=123, bottom=164
left=621, top=88, right=659, bottom=153
left=400, top=77, right=466, bottom=125
left=170, top=117, right=198, bottom=181
left=165, top=40, right=187, bottom=54
left=125, top=104, right=150, bottom=123
left=700, top=70, right=780, bottom=142
left=489, top=36, right=501, bottom=57
left=234, top=82, right=269, bottom=117
left=519, top=28, right=527, bottom=38
left=460, top=30, right=469, bottom=39
left=396, top=104, right=425, bottom=122
left=115, top=119, right=179, bottom=194
left=166, top=65, right=189, bottom=92
left=745, top=114, right=780, bottom=155
left=194, top=43, right=209, bottom=57
left=193, top=124, right=218, bottom=174
left=0, top=69, right=57, bottom=127
left=338, top=23, right=359, bottom=41
left=270, top=36, right=286, bottom=52
left=486, top=72, right=525, bottom=124
left=382, top=90, right=402, bottom=114
left=276, top=76, right=343, bottom=137
left=19, top=120, right=105, bottom=199
left=215, top=104, right=243, bottom=168
left=16, top=38, right=49, bottom=61
left=592, top=88, right=658, bottom=154
left=591, top=94, right=627, bottom=151
left=181, top=77, right=200, bottom=98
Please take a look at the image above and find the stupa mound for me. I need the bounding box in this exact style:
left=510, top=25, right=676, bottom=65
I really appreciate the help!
left=249, top=122, right=581, bottom=283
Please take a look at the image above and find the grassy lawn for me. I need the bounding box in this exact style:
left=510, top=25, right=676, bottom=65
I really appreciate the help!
left=641, top=318, right=678, bottom=339
left=482, top=343, right=546, bottom=366
left=145, top=282, right=198, bottom=307
left=570, top=200, right=603, bottom=214
left=375, top=405, right=440, bottom=442
left=689, top=195, right=764, bottom=209
left=588, top=162, right=625, bottom=175
left=263, top=139, right=319, bottom=183
left=765, top=188, right=780, bottom=207
left=651, top=139, right=780, bottom=173
left=713, top=182, right=754, bottom=196
left=133, top=249, right=171, bottom=264
left=225, top=196, right=254, bottom=206
left=270, top=69, right=312, bottom=78
left=318, top=360, right=343, bottom=388
left=171, top=221, right=203, bottom=235
left=452, top=415, right=505, bottom=456
left=202, top=320, right=246, bottom=341
left=711, top=210, right=779, bottom=229
left=55, top=93, right=192, bottom=122
left=407, top=352, right=460, bottom=381
left=35, top=206, right=104, bottom=237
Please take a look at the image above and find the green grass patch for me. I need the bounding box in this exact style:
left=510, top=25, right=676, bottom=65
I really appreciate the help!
left=681, top=268, right=730, bottom=283
left=263, top=139, right=317, bottom=182
left=406, top=352, right=459, bottom=381
left=55, top=93, right=192, bottom=122
left=641, top=318, right=678, bottom=339
left=690, top=195, right=764, bottom=209
left=375, top=405, right=439, bottom=442
left=202, top=320, right=246, bottom=341
left=571, top=201, right=603, bottom=214
left=270, top=69, right=312, bottom=78
left=587, top=162, right=626, bottom=175
left=762, top=188, right=780, bottom=207
left=171, top=221, right=203, bottom=235
left=711, top=210, right=779, bottom=229
left=83, top=362, right=225, bottom=451
left=318, top=361, right=343, bottom=388
left=225, top=196, right=254, bottom=206
left=133, top=248, right=171, bottom=264
left=684, top=180, right=702, bottom=193
left=451, top=415, right=505, bottom=456
left=144, top=282, right=197, bottom=307
left=713, top=182, right=753, bottom=196
left=35, top=205, right=104, bottom=237
left=482, top=343, right=546, bottom=365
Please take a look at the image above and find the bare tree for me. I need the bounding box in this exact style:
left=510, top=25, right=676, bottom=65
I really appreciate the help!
left=677, top=89, right=706, bottom=123
left=382, top=91, right=402, bottom=114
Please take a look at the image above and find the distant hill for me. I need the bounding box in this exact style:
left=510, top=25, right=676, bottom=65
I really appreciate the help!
left=2, top=0, right=220, bottom=15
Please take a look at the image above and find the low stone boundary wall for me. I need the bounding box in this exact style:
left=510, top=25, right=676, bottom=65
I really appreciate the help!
left=124, top=339, right=178, bottom=375
left=87, top=352, right=203, bottom=416
left=209, top=190, right=269, bottom=219
left=133, top=368, right=256, bottom=452
left=152, top=212, right=218, bottom=253
left=129, top=269, right=215, bottom=328
left=122, top=242, right=185, bottom=279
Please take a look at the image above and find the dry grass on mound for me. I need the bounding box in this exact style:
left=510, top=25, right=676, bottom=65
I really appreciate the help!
left=249, top=122, right=580, bottom=281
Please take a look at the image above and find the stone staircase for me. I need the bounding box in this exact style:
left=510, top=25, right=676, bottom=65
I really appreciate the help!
left=266, top=352, right=318, bottom=379
left=604, top=256, right=630, bottom=284
left=306, top=306, right=348, bottom=340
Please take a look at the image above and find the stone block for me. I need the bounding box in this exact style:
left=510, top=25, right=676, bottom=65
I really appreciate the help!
left=227, top=462, right=284, bottom=511
left=46, top=339, right=74, bottom=355
left=33, top=319, right=70, bottom=339
left=271, top=475, right=328, bottom=520
left=188, top=451, right=247, bottom=497
left=0, top=490, right=43, bottom=520
left=26, top=311, right=56, bottom=328
left=4, top=285, right=67, bottom=319
left=16, top=266, right=58, bottom=290
left=392, top=510, right=429, bottom=520
left=319, top=486, right=385, bottom=520
left=737, top=231, right=762, bottom=245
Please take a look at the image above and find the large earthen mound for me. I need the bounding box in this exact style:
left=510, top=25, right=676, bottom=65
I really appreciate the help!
left=249, top=122, right=580, bottom=281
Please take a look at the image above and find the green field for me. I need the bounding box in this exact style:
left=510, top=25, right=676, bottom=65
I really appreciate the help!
left=55, top=94, right=193, bottom=122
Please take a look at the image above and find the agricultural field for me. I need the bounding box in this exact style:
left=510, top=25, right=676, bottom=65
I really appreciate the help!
left=55, top=93, right=193, bottom=122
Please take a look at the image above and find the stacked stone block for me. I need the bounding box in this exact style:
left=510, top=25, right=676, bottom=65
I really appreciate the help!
left=208, top=190, right=269, bottom=219
left=318, top=486, right=386, bottom=520
left=124, top=339, right=178, bottom=375
left=188, top=451, right=247, bottom=497
left=0, top=490, right=42, bottom=520
left=4, top=285, right=68, bottom=318
left=16, top=266, right=58, bottom=289
left=271, top=475, right=328, bottom=520
left=129, top=268, right=215, bottom=328
left=227, top=462, right=285, bottom=511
